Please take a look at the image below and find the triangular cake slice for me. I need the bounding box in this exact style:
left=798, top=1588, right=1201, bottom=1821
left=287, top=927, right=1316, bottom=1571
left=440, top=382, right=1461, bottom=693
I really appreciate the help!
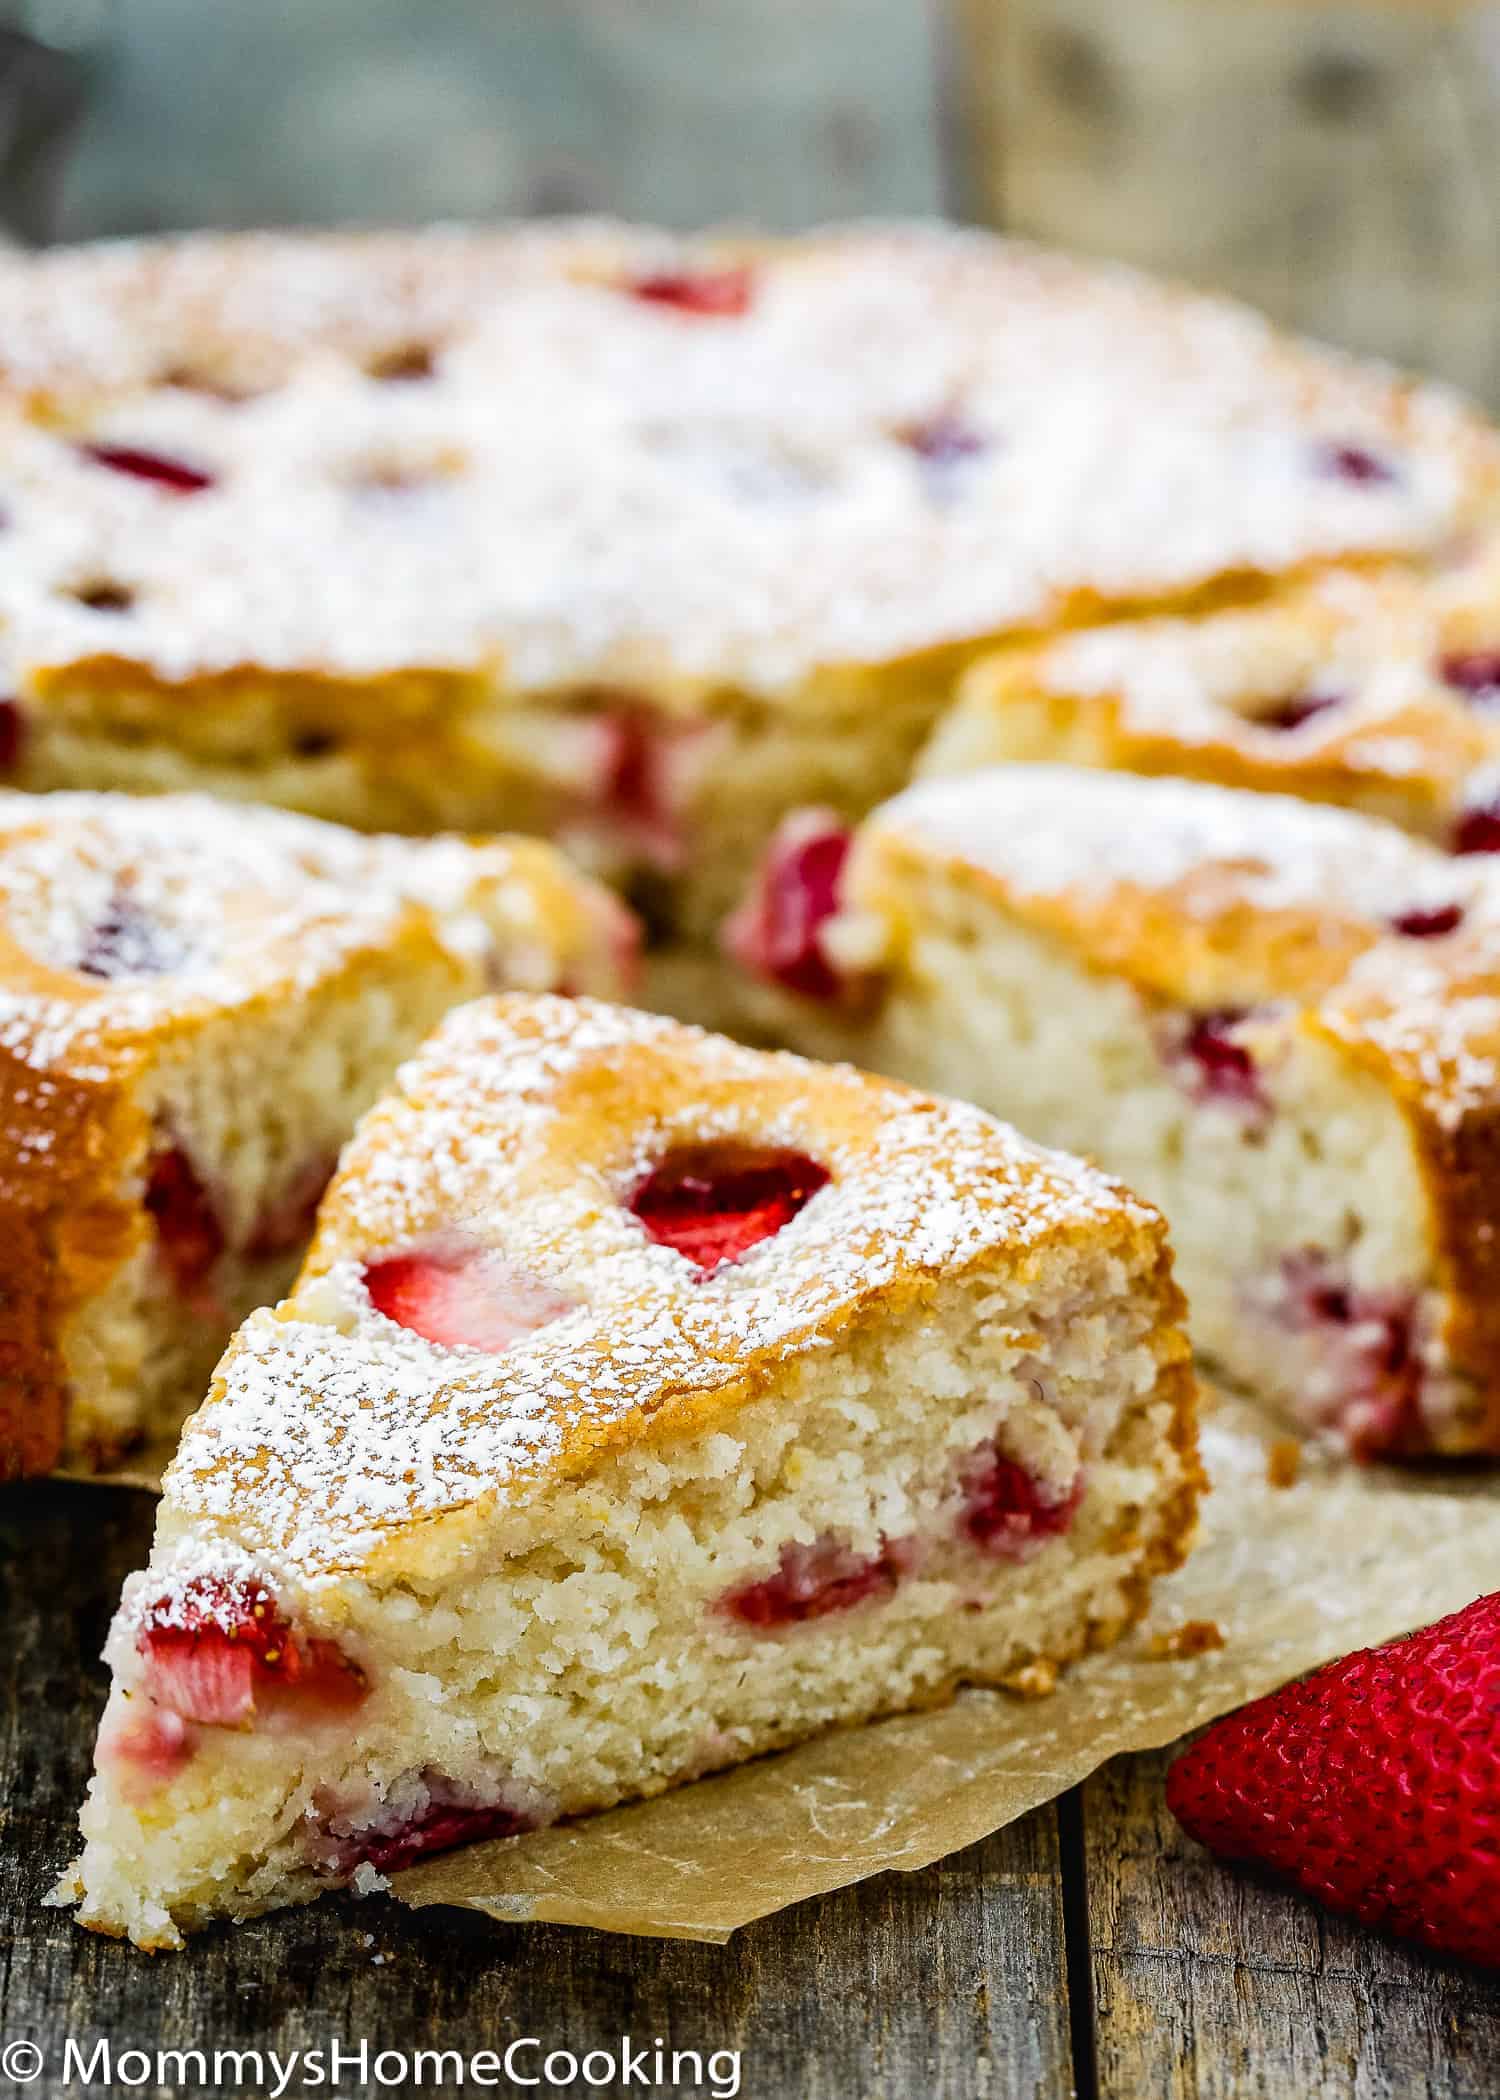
left=63, top=996, right=1197, bottom=1947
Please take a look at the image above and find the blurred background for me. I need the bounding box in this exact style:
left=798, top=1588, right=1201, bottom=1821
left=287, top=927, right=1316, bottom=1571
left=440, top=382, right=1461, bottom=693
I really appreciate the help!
left=3, top=0, right=1500, bottom=400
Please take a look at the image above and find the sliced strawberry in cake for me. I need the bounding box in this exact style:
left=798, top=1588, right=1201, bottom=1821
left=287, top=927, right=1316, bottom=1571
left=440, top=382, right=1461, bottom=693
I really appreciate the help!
left=62, top=994, right=1197, bottom=1946
left=728, top=767, right=1500, bottom=1459
left=0, top=793, right=634, bottom=1478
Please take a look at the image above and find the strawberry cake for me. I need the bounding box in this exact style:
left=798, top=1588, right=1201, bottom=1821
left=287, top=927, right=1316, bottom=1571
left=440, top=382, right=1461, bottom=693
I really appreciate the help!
left=922, top=542, right=1500, bottom=855
left=60, top=995, right=1197, bottom=1946
left=0, top=793, right=633, bottom=1477
left=727, top=767, right=1500, bottom=1459
left=0, top=221, right=1496, bottom=950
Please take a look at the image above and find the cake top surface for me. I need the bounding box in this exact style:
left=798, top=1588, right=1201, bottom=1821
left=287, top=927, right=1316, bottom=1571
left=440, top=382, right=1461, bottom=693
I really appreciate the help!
left=860, top=766, right=1500, bottom=1124
left=942, top=546, right=1500, bottom=808
left=1, top=220, right=1494, bottom=701
left=162, top=993, right=1168, bottom=1582
left=0, top=788, right=608, bottom=1072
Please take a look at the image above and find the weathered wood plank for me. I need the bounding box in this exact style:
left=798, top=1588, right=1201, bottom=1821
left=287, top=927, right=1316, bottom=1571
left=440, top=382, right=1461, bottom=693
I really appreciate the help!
left=1081, top=1744, right=1500, bottom=2100
left=49, top=0, right=947, bottom=242
left=1, top=1480, right=1074, bottom=2100
left=954, top=0, right=1500, bottom=406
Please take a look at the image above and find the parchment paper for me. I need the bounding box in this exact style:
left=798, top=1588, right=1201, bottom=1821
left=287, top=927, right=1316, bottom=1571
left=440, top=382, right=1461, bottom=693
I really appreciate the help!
left=385, top=1391, right=1500, bottom=1941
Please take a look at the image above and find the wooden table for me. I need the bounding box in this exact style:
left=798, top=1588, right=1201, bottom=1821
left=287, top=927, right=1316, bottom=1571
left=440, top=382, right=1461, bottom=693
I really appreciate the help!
left=5, top=1481, right=1497, bottom=2099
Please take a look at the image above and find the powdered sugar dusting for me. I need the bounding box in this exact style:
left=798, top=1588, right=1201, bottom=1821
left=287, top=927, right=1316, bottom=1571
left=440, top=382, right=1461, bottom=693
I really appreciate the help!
left=0, top=222, right=1490, bottom=700
left=0, top=790, right=614, bottom=1069
left=164, top=995, right=1161, bottom=1578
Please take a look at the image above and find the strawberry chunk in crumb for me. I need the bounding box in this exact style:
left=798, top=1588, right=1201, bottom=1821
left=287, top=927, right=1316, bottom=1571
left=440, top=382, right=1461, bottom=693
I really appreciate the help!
left=364, top=1244, right=574, bottom=1352
left=630, top=1144, right=830, bottom=1271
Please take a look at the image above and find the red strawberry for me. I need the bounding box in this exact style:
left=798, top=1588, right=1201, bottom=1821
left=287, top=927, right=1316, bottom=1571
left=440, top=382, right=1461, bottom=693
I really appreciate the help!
left=627, top=266, right=753, bottom=317
left=723, top=809, right=854, bottom=1003
left=1166, top=1591, right=1500, bottom=1969
left=364, top=1245, right=573, bottom=1351
left=138, top=1575, right=364, bottom=1729
left=722, top=1535, right=908, bottom=1629
left=630, top=1145, right=831, bottom=1271
left=959, top=1447, right=1082, bottom=1559
left=79, top=441, right=215, bottom=493
left=144, top=1143, right=225, bottom=1301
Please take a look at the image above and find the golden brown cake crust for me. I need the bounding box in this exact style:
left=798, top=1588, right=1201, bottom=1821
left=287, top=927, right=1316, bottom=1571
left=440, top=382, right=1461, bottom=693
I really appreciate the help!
left=167, top=994, right=1194, bottom=1586
left=857, top=767, right=1500, bottom=1448
left=0, top=793, right=632, bottom=1477
left=927, top=542, right=1500, bottom=842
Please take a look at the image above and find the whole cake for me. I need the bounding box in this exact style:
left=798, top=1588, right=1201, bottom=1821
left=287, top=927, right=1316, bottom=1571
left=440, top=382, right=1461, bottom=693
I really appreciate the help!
left=61, top=995, right=1196, bottom=1947
left=0, top=220, right=1496, bottom=952
left=728, top=767, right=1500, bottom=1459
left=0, top=792, right=633, bottom=1476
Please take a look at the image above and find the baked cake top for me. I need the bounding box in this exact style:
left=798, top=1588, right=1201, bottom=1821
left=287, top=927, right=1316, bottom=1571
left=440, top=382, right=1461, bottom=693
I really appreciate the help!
left=0, top=789, right=618, bottom=1071
left=1, top=221, right=1495, bottom=701
left=161, top=993, right=1178, bottom=1583
left=858, top=767, right=1500, bottom=1125
left=940, top=544, right=1500, bottom=816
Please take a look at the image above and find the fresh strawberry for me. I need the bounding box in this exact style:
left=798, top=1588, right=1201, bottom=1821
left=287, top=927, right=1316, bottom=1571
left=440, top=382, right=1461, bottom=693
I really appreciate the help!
left=1167, top=1591, right=1500, bottom=1969
left=630, top=1145, right=831, bottom=1271
left=364, top=1245, right=573, bottom=1351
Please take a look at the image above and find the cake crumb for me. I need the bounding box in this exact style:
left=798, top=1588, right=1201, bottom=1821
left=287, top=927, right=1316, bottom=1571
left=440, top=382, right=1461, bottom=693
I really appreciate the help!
left=1266, top=1438, right=1303, bottom=1489
left=1000, top=1657, right=1059, bottom=1699
left=1147, top=1619, right=1226, bottom=1661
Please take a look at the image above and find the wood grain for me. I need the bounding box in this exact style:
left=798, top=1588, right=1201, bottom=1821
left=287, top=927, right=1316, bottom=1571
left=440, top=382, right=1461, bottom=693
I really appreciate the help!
left=954, top=0, right=1500, bottom=406
left=1081, top=1745, right=1500, bottom=2100
left=0, top=1480, right=1073, bottom=2100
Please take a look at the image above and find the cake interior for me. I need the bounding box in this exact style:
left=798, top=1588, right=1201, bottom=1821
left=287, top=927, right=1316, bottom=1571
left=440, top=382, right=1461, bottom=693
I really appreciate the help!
left=832, top=874, right=1474, bottom=1457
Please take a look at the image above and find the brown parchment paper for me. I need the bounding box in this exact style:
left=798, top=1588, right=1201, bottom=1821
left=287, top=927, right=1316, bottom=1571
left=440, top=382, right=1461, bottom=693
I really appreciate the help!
left=384, top=1392, right=1500, bottom=1942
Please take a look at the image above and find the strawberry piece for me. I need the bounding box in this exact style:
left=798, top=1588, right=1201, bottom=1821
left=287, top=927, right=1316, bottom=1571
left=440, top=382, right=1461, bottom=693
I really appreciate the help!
left=79, top=442, right=215, bottom=493
left=959, top=1446, right=1083, bottom=1558
left=1314, top=440, right=1395, bottom=487
left=0, top=698, right=24, bottom=772
left=339, top=1798, right=532, bottom=1876
left=75, top=892, right=176, bottom=979
left=1167, top=1591, right=1500, bottom=1969
left=1273, top=1251, right=1423, bottom=1458
left=140, top=1576, right=307, bottom=1726
left=1255, top=690, right=1342, bottom=733
left=723, top=809, right=854, bottom=1003
left=1455, top=800, right=1500, bottom=855
left=1440, top=650, right=1500, bottom=707
left=630, top=1145, right=830, bottom=1271
left=723, top=1535, right=907, bottom=1628
left=364, top=1245, right=573, bottom=1352
left=627, top=266, right=753, bottom=317
left=144, top=1143, right=225, bottom=1299
left=100, top=1706, right=195, bottom=1784
left=1390, top=901, right=1464, bottom=939
left=1166, top=1009, right=1268, bottom=1113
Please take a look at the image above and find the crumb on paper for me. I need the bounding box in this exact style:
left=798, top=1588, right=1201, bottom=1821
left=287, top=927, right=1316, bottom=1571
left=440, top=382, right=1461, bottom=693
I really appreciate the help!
left=1000, top=1657, right=1059, bottom=1699
left=1147, top=1619, right=1227, bottom=1661
left=1267, top=1438, right=1303, bottom=1489
left=350, top=1862, right=391, bottom=1898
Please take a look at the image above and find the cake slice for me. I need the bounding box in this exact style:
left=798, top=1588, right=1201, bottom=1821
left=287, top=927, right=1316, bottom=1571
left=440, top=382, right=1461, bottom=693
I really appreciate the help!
left=0, top=792, right=634, bottom=1477
left=921, top=545, right=1500, bottom=855
left=726, top=767, right=1500, bottom=1459
left=63, top=995, right=1196, bottom=1947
